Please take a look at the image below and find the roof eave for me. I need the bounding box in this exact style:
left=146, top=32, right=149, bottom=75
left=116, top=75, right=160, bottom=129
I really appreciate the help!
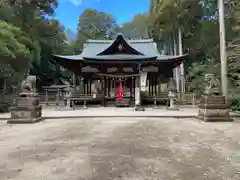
left=156, top=54, right=188, bottom=61
left=53, top=54, right=84, bottom=61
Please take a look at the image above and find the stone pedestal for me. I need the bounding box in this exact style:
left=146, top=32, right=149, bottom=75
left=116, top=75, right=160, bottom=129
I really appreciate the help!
left=8, top=92, right=45, bottom=124
left=167, top=91, right=179, bottom=111
left=135, top=104, right=145, bottom=111
left=82, top=100, right=87, bottom=109
left=152, top=96, right=160, bottom=109
left=196, top=95, right=232, bottom=122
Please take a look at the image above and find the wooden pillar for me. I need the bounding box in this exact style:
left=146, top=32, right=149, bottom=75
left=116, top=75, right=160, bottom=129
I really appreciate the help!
left=114, top=77, right=116, bottom=96
left=84, top=80, right=86, bottom=94
left=107, top=77, right=110, bottom=97
left=56, top=88, right=60, bottom=106
left=45, top=88, right=48, bottom=105
left=154, top=76, right=157, bottom=96
left=148, top=79, right=150, bottom=96
left=86, top=79, right=89, bottom=94
left=133, top=77, right=135, bottom=97
left=72, top=73, right=76, bottom=86
left=151, top=77, right=154, bottom=96
left=89, top=78, right=92, bottom=95
left=102, top=77, right=106, bottom=106
left=157, top=67, right=161, bottom=95
left=100, top=65, right=106, bottom=106
left=130, top=77, right=133, bottom=98
left=110, top=77, right=113, bottom=97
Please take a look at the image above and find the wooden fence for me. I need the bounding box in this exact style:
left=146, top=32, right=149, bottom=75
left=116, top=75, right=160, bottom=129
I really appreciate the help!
left=2, top=85, right=200, bottom=108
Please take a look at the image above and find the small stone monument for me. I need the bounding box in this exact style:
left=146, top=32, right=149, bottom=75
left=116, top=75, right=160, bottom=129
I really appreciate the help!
left=196, top=74, right=232, bottom=122
left=8, top=76, right=44, bottom=124
left=167, top=78, right=179, bottom=110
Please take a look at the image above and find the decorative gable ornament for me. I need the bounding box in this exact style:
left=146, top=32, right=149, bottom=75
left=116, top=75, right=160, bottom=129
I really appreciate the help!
left=118, top=44, right=123, bottom=52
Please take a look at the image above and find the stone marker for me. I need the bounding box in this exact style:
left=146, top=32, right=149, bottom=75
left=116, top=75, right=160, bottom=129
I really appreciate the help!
left=196, top=74, right=232, bottom=122
left=8, top=76, right=44, bottom=124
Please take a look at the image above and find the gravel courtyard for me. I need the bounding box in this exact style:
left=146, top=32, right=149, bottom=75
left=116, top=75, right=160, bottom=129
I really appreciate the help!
left=0, top=117, right=240, bottom=180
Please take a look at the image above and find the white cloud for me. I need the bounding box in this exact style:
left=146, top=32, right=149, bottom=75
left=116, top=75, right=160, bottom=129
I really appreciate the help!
left=67, top=0, right=100, bottom=6
left=68, top=0, right=83, bottom=5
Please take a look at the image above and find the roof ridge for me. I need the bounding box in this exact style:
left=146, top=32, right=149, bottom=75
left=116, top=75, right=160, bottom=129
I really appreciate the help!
left=86, top=40, right=113, bottom=43
left=86, top=39, right=154, bottom=44
left=128, top=39, right=154, bottom=43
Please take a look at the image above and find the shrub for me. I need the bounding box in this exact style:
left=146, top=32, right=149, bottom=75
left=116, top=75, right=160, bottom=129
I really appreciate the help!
left=0, top=102, right=10, bottom=113
left=230, top=96, right=240, bottom=111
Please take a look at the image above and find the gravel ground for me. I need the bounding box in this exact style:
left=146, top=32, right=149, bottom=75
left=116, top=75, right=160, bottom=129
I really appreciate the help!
left=0, top=117, right=240, bottom=180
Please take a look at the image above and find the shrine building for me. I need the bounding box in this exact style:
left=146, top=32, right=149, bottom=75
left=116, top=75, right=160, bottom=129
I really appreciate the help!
left=53, top=34, right=187, bottom=107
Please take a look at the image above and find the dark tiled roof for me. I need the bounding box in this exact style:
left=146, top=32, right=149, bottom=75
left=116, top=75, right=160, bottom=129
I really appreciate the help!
left=81, top=38, right=160, bottom=57
left=53, top=34, right=187, bottom=62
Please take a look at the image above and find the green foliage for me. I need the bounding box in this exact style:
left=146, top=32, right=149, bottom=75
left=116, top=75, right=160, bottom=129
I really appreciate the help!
left=77, top=9, right=117, bottom=40
left=0, top=21, right=40, bottom=75
left=230, top=97, right=240, bottom=111
left=227, top=2, right=240, bottom=86
left=186, top=60, right=220, bottom=93
left=118, top=14, right=150, bottom=39
left=0, top=0, right=70, bottom=89
left=149, top=0, right=240, bottom=98
left=0, top=21, right=31, bottom=59
left=74, top=9, right=116, bottom=51
left=229, top=88, right=240, bottom=111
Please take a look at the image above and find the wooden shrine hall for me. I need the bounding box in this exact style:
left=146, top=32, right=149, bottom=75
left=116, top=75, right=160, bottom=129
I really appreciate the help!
left=53, top=34, right=187, bottom=107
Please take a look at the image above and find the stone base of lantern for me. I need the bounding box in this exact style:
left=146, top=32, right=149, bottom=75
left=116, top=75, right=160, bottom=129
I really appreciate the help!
left=135, top=105, right=145, bottom=111
left=166, top=95, right=179, bottom=111
left=166, top=106, right=179, bottom=111
left=82, top=100, right=88, bottom=109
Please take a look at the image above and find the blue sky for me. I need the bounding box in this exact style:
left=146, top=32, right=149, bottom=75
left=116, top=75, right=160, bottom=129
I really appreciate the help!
left=55, top=0, right=150, bottom=32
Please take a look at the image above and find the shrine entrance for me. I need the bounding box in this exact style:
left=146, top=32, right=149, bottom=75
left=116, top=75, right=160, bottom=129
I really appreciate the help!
left=99, top=73, right=138, bottom=106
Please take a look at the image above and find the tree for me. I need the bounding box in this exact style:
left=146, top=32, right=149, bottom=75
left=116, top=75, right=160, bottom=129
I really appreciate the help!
left=148, top=0, right=221, bottom=93
left=227, top=1, right=240, bottom=85
left=149, top=0, right=240, bottom=94
left=0, top=1, right=71, bottom=88
left=118, top=14, right=150, bottom=39
left=0, top=21, right=40, bottom=74
left=76, top=9, right=118, bottom=49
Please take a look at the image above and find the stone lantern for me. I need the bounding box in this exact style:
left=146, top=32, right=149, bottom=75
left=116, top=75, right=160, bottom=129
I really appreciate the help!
left=167, top=78, right=179, bottom=110
left=64, top=86, right=74, bottom=109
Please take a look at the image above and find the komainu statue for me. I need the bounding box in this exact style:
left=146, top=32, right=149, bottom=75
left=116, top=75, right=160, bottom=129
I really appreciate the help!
left=21, top=75, right=37, bottom=93
left=203, top=74, right=221, bottom=96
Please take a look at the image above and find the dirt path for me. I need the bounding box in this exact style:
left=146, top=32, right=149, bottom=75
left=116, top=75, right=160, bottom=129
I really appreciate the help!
left=0, top=118, right=240, bottom=180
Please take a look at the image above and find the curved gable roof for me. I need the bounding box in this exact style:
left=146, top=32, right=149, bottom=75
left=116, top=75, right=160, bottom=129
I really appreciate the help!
left=97, top=34, right=144, bottom=55
left=81, top=35, right=160, bottom=58
left=53, top=34, right=187, bottom=66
